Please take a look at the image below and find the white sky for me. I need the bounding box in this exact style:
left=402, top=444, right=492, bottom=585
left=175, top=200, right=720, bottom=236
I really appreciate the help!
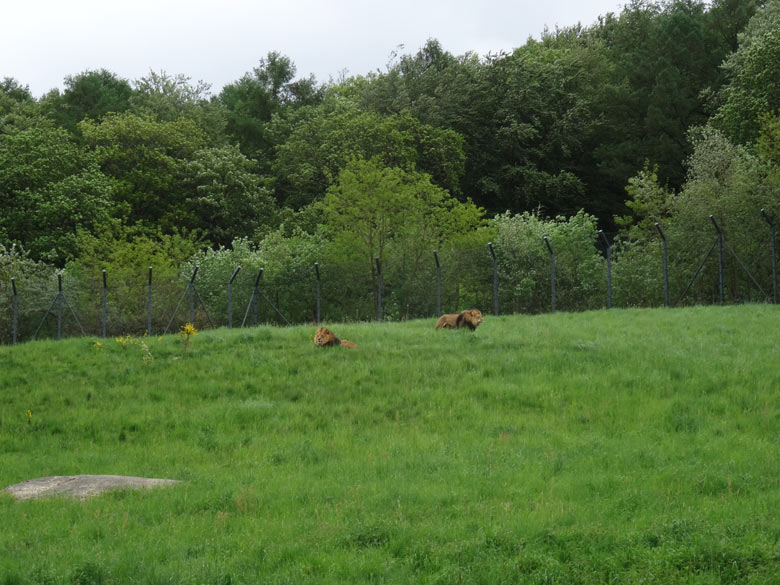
left=3, top=0, right=624, bottom=98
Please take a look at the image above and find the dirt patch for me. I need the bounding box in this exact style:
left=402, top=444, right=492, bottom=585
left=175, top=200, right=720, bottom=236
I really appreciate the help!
left=3, top=475, right=181, bottom=500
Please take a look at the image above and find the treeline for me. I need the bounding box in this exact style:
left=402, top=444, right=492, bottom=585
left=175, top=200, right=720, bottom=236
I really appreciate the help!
left=2, top=0, right=780, bottom=338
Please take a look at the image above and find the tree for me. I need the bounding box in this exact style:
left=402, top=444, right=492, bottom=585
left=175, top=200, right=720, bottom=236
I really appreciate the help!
left=1, top=78, right=40, bottom=134
left=322, top=158, right=482, bottom=314
left=666, top=126, right=778, bottom=302
left=614, top=162, right=673, bottom=239
left=272, top=104, right=465, bottom=208
left=352, top=36, right=611, bottom=218
left=484, top=36, right=607, bottom=216
left=757, top=112, right=780, bottom=169
left=0, top=123, right=118, bottom=262
left=41, top=69, right=133, bottom=133
left=219, top=52, right=324, bottom=162
left=491, top=210, right=605, bottom=313
left=130, top=70, right=227, bottom=142
left=79, top=112, right=208, bottom=234
left=182, top=145, right=279, bottom=246
left=712, top=1, right=780, bottom=143
left=591, top=0, right=733, bottom=217
left=352, top=41, right=505, bottom=212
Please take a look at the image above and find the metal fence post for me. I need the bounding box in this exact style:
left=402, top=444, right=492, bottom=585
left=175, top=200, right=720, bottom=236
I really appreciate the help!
left=188, top=265, right=199, bottom=324
left=433, top=251, right=441, bottom=317
left=228, top=265, right=241, bottom=328
left=710, top=215, right=725, bottom=303
left=164, top=264, right=213, bottom=334
left=57, top=273, right=63, bottom=340
left=763, top=209, right=777, bottom=304
left=101, top=269, right=107, bottom=338
left=254, top=268, right=263, bottom=327
left=314, top=262, right=321, bottom=325
left=33, top=271, right=85, bottom=341
left=599, top=230, right=612, bottom=309
left=544, top=237, right=556, bottom=313
left=488, top=242, right=498, bottom=316
left=375, top=257, right=383, bottom=321
left=11, top=277, right=18, bottom=345
left=239, top=268, right=263, bottom=328
left=147, top=266, right=153, bottom=337
left=655, top=223, right=669, bottom=307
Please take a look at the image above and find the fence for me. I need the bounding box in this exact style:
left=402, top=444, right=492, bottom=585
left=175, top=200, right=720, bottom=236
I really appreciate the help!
left=2, top=211, right=777, bottom=346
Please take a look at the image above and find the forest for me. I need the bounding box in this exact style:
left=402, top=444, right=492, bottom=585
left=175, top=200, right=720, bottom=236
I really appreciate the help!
left=1, top=0, right=780, bottom=340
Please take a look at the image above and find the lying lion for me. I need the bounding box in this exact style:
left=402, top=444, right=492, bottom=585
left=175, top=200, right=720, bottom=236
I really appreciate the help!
left=435, top=309, right=483, bottom=331
left=313, top=327, right=356, bottom=348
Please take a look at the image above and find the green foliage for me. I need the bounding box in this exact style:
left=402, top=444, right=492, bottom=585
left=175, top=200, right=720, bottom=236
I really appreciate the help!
left=179, top=235, right=317, bottom=327
left=253, top=228, right=329, bottom=324
left=490, top=210, right=605, bottom=312
left=0, top=78, right=38, bottom=134
left=272, top=104, right=465, bottom=208
left=615, top=162, right=673, bottom=238
left=1, top=307, right=779, bottom=584
left=671, top=126, right=778, bottom=301
left=321, top=159, right=483, bottom=319
left=713, top=0, right=780, bottom=144
left=219, top=51, right=323, bottom=162
left=611, top=238, right=666, bottom=307
left=435, top=226, right=497, bottom=315
left=757, top=112, right=780, bottom=172
left=610, top=122, right=780, bottom=307
left=43, top=69, right=133, bottom=134
left=485, top=37, right=607, bottom=216
left=182, top=145, right=279, bottom=246
left=0, top=122, right=119, bottom=263
left=0, top=244, right=56, bottom=344
left=66, top=228, right=205, bottom=336
left=3, top=3, right=780, bottom=317
left=129, top=70, right=227, bottom=142
left=79, top=112, right=208, bottom=234
left=591, top=0, right=742, bottom=215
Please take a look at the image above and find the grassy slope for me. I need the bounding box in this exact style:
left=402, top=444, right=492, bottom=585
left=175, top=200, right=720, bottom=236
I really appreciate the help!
left=0, top=305, right=779, bottom=584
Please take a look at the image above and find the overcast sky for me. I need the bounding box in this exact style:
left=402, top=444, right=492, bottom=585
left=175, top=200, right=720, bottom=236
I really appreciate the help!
left=3, top=0, right=625, bottom=98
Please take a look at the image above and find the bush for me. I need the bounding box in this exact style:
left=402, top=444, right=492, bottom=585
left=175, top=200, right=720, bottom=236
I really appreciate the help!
left=65, top=229, right=204, bottom=336
left=0, top=244, right=59, bottom=343
left=490, top=210, right=606, bottom=313
left=181, top=231, right=329, bottom=327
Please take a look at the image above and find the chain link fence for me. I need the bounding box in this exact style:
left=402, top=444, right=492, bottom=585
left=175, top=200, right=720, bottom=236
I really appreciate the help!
left=2, top=211, right=777, bottom=346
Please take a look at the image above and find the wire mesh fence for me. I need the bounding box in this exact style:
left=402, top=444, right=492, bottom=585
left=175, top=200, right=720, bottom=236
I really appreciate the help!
left=2, top=211, right=777, bottom=346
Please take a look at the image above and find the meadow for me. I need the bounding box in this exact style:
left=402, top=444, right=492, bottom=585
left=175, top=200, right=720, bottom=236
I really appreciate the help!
left=1, top=305, right=779, bottom=584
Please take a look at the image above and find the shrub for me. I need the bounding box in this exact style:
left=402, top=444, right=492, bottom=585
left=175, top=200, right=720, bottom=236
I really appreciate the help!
left=65, top=229, right=204, bottom=336
left=0, top=243, right=58, bottom=343
left=490, top=210, right=605, bottom=313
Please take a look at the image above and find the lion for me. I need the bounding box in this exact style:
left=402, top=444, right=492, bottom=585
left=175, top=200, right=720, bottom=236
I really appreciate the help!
left=313, top=327, right=356, bottom=348
left=434, top=309, right=483, bottom=331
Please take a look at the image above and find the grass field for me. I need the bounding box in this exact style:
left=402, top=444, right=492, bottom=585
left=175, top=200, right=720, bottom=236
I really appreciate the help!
left=1, top=305, right=779, bottom=584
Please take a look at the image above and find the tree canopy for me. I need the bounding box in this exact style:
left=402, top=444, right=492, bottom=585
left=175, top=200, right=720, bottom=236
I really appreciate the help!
left=1, top=0, right=778, bottom=317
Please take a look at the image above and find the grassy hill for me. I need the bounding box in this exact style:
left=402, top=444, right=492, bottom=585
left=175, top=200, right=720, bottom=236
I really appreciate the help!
left=1, top=305, right=779, bottom=584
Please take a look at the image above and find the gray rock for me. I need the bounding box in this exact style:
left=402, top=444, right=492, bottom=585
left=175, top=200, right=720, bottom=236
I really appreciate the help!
left=3, top=475, right=181, bottom=500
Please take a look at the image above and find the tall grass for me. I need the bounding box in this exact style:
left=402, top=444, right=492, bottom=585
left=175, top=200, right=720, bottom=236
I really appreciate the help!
left=1, top=305, right=779, bottom=584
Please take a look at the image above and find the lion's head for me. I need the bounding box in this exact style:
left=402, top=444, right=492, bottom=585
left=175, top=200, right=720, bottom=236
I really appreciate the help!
left=460, top=310, right=483, bottom=329
left=314, top=327, right=338, bottom=347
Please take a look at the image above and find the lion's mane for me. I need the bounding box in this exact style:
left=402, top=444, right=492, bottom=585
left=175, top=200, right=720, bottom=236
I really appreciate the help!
left=313, top=327, right=356, bottom=348
left=435, top=310, right=483, bottom=331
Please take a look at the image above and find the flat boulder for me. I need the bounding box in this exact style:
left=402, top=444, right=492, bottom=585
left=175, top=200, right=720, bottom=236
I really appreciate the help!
left=3, top=475, right=181, bottom=500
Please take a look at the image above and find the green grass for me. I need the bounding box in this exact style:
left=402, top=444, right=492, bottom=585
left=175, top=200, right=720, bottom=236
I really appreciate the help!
left=1, top=305, right=779, bottom=584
